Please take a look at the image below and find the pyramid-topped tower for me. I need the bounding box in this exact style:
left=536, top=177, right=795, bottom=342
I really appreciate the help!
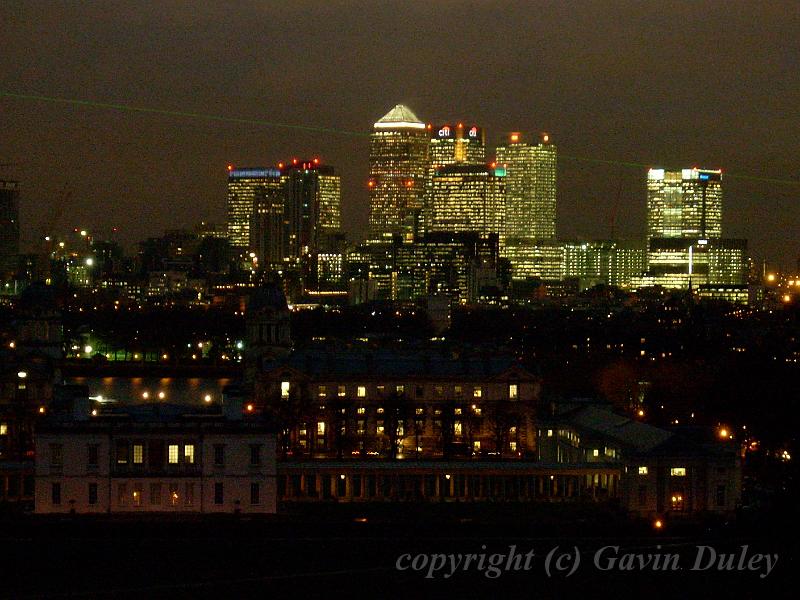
left=368, top=104, right=430, bottom=241
left=373, top=104, right=426, bottom=129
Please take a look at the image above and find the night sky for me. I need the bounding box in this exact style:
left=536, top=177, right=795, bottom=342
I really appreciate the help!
left=1, top=1, right=798, bottom=265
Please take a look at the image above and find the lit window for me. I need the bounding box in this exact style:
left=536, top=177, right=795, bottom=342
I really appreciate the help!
left=377, top=407, right=384, bottom=414
left=0, top=423, right=7, bottom=435
left=454, top=386, right=462, bottom=396
left=547, top=429, right=553, bottom=437
left=133, top=444, right=143, bottom=464
left=473, top=441, right=481, bottom=451
left=473, top=387, right=482, bottom=398
left=509, top=441, right=517, bottom=452
left=509, top=384, right=518, bottom=399
left=454, top=421, right=462, bottom=436
left=318, top=385, right=327, bottom=397
left=670, top=467, right=686, bottom=477
left=357, top=407, right=366, bottom=415
left=435, top=385, right=443, bottom=396
left=396, top=385, right=404, bottom=394
left=184, top=445, right=195, bottom=464
left=454, top=408, right=462, bottom=415
left=377, top=423, right=385, bottom=434
left=132, top=486, right=142, bottom=507
left=592, top=449, right=599, bottom=457
left=415, top=407, right=424, bottom=415
left=168, top=445, right=179, bottom=464
left=281, top=381, right=290, bottom=398
left=316, top=421, right=326, bottom=436
left=338, top=385, right=346, bottom=397
left=638, top=466, right=648, bottom=475
left=357, top=386, right=366, bottom=398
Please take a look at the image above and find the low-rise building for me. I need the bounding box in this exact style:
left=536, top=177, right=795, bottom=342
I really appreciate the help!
left=537, top=399, right=741, bottom=518
left=35, top=386, right=277, bottom=514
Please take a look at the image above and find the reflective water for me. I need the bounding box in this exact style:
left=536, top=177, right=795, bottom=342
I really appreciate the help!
left=66, top=377, right=236, bottom=406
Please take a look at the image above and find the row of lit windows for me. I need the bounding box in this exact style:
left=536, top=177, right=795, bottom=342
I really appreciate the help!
left=281, top=382, right=519, bottom=400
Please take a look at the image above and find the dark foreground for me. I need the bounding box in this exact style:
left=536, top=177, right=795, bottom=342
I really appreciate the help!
left=0, top=504, right=796, bottom=599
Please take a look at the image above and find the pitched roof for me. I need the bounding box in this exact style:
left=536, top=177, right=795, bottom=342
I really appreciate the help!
left=374, top=104, right=425, bottom=129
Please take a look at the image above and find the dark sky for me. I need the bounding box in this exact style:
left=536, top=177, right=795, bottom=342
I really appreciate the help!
left=1, top=1, right=798, bottom=265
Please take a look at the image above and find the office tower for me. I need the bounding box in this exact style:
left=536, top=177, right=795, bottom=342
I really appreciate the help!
left=395, top=232, right=500, bottom=303
left=561, top=240, right=646, bottom=290
left=423, top=123, right=486, bottom=233
left=226, top=167, right=282, bottom=250
left=429, top=164, right=505, bottom=241
left=646, top=168, right=722, bottom=243
left=368, top=105, right=429, bottom=242
left=503, top=240, right=563, bottom=281
left=429, top=123, right=485, bottom=167
left=641, top=237, right=747, bottom=290
left=496, top=132, right=557, bottom=241
left=642, top=167, right=740, bottom=290
left=280, top=159, right=341, bottom=263
left=0, top=180, right=20, bottom=277
left=250, top=186, right=286, bottom=268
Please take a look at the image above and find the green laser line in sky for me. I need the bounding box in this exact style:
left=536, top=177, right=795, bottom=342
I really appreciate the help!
left=0, top=91, right=369, bottom=138
left=2, top=90, right=799, bottom=187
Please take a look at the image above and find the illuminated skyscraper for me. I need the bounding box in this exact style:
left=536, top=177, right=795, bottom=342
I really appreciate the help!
left=368, top=105, right=429, bottom=241
left=646, top=168, right=722, bottom=243
left=643, top=168, right=732, bottom=289
left=430, top=164, right=505, bottom=242
left=496, top=132, right=557, bottom=241
left=424, top=123, right=485, bottom=233
left=226, top=167, right=282, bottom=250
left=0, top=180, right=20, bottom=277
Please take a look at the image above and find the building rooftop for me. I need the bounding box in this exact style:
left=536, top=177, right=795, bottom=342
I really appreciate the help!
left=373, top=104, right=425, bottom=129
left=263, top=348, right=535, bottom=381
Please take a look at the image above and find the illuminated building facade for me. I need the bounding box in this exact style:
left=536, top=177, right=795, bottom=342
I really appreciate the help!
left=638, top=237, right=748, bottom=291
left=424, top=123, right=486, bottom=233
left=496, top=132, right=557, bottom=241
left=429, top=164, right=505, bottom=242
left=368, top=105, right=429, bottom=242
left=0, top=180, right=20, bottom=278
left=257, top=350, right=540, bottom=460
left=503, top=240, right=563, bottom=281
left=395, top=232, right=501, bottom=302
left=561, top=240, right=646, bottom=289
left=35, top=388, right=277, bottom=514
left=643, top=168, right=745, bottom=291
left=226, top=167, right=282, bottom=251
left=646, top=168, right=722, bottom=243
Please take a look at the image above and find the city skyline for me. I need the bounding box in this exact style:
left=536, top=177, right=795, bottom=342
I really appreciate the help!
left=1, top=2, right=797, bottom=265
